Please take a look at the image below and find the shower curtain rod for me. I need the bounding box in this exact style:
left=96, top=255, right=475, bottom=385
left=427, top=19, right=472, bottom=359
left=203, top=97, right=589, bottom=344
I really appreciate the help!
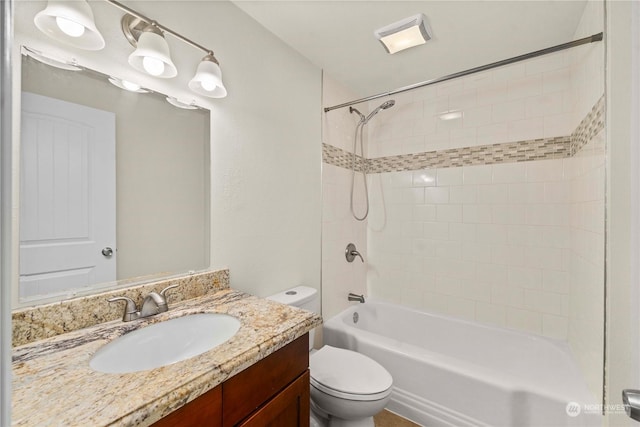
left=324, top=32, right=603, bottom=113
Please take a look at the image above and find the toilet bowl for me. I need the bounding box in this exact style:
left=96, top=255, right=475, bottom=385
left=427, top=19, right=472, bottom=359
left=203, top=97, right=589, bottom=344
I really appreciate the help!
left=267, top=286, right=393, bottom=427
left=310, top=345, right=392, bottom=427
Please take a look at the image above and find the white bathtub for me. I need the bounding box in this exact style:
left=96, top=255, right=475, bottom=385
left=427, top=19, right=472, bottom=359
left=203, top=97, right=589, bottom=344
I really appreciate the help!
left=322, top=301, right=602, bottom=427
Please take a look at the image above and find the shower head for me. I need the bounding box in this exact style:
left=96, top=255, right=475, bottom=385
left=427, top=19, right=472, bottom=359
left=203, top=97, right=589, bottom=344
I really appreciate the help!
left=364, top=99, right=395, bottom=124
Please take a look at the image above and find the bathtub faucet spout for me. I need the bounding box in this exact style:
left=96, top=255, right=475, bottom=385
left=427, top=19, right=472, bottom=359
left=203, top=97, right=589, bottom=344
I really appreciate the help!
left=348, top=293, right=365, bottom=303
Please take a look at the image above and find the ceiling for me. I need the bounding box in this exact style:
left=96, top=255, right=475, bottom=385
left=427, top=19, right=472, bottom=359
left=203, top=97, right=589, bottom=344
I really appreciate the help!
left=232, top=1, right=588, bottom=97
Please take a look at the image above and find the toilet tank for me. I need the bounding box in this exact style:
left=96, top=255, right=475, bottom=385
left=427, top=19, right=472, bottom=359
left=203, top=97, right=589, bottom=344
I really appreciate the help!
left=267, top=286, right=319, bottom=350
left=266, top=286, right=319, bottom=313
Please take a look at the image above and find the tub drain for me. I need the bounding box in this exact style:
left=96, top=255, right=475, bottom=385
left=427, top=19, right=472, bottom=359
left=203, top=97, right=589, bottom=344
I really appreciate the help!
left=353, top=312, right=359, bottom=323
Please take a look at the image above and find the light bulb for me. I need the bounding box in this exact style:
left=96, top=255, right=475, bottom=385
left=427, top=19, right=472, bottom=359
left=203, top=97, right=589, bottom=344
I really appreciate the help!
left=56, top=16, right=85, bottom=38
left=200, top=79, right=217, bottom=92
left=121, top=80, right=141, bottom=91
left=142, top=56, right=165, bottom=76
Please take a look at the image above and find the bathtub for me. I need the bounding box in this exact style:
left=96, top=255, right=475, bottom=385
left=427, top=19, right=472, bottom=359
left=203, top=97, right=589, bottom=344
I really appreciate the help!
left=322, top=301, right=602, bottom=427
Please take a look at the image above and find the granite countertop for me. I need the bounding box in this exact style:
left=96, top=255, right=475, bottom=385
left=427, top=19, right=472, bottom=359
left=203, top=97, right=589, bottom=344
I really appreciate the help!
left=12, top=288, right=322, bottom=426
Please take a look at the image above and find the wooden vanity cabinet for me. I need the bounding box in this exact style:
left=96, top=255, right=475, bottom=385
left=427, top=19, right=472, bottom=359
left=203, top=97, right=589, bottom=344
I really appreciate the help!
left=152, top=334, right=309, bottom=427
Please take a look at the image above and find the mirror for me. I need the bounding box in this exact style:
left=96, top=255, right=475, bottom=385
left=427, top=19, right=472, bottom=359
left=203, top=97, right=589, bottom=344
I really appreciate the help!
left=17, top=52, right=210, bottom=306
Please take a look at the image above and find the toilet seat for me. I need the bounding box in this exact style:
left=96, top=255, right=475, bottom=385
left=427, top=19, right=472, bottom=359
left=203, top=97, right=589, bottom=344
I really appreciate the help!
left=310, top=346, right=393, bottom=402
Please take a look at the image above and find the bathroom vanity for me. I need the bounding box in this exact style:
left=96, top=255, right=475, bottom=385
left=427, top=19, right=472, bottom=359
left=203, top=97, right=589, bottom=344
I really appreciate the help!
left=154, top=335, right=309, bottom=427
left=11, top=271, right=321, bottom=426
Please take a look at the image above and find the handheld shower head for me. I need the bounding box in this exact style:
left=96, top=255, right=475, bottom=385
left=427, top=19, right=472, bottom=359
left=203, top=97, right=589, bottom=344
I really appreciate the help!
left=364, top=99, right=395, bottom=124
left=380, top=100, right=396, bottom=109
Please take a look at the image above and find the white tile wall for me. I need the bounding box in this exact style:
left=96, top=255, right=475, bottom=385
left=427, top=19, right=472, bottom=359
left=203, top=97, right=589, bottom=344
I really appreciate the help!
left=322, top=75, right=368, bottom=319
left=368, top=160, right=572, bottom=338
left=368, top=49, right=573, bottom=158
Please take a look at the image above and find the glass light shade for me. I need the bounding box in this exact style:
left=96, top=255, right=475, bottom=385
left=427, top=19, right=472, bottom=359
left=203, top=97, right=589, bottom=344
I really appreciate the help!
left=374, top=14, right=431, bottom=54
left=188, top=57, right=227, bottom=98
left=128, top=31, right=177, bottom=78
left=34, top=0, right=105, bottom=50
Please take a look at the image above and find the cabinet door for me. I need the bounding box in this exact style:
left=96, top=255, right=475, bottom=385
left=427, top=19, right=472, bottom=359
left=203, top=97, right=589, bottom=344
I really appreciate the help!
left=151, top=385, right=222, bottom=427
left=223, top=335, right=309, bottom=427
left=237, top=371, right=310, bottom=427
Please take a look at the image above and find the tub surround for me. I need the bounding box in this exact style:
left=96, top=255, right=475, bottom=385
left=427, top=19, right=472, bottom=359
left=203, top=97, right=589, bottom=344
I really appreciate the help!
left=12, top=283, right=322, bottom=426
left=12, top=269, right=230, bottom=346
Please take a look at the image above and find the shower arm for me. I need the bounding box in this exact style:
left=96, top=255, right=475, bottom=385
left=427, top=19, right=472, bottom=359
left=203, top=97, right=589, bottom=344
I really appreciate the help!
left=324, top=32, right=603, bottom=113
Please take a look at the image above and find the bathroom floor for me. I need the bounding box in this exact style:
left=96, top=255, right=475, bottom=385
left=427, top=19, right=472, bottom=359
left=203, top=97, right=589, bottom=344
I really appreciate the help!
left=374, top=410, right=421, bottom=427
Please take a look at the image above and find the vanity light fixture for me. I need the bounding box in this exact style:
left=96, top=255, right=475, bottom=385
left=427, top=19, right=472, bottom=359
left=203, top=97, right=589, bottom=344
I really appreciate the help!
left=34, top=0, right=228, bottom=98
left=113, top=2, right=227, bottom=97
left=126, top=22, right=178, bottom=78
left=108, top=77, right=149, bottom=93
left=374, top=13, right=431, bottom=54
left=34, top=0, right=105, bottom=51
left=188, top=53, right=227, bottom=98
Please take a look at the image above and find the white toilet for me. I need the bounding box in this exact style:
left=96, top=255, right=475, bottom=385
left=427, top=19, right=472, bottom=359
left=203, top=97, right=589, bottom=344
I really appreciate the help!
left=268, top=286, right=393, bottom=427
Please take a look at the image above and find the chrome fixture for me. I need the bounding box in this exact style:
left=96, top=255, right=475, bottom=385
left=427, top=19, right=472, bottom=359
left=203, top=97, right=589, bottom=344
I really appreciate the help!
left=349, top=100, right=395, bottom=221
left=325, top=33, right=604, bottom=113
left=108, top=284, right=179, bottom=322
left=345, top=243, right=364, bottom=263
left=374, top=13, right=431, bottom=55
left=33, top=0, right=228, bottom=98
left=348, top=293, right=365, bottom=303
left=113, top=2, right=227, bottom=96
left=101, top=247, right=114, bottom=257
left=107, top=296, right=139, bottom=322
left=34, top=0, right=105, bottom=51
left=623, top=390, right=640, bottom=421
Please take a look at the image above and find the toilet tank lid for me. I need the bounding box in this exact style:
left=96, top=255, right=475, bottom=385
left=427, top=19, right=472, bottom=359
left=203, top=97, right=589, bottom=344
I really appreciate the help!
left=267, top=286, right=317, bottom=306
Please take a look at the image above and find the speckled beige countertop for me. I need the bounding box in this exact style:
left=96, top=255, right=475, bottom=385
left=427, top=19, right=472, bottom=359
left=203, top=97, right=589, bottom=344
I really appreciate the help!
left=12, top=288, right=322, bottom=427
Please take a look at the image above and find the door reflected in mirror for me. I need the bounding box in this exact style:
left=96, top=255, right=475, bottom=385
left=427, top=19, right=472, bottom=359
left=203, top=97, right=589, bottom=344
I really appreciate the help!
left=18, top=52, right=210, bottom=306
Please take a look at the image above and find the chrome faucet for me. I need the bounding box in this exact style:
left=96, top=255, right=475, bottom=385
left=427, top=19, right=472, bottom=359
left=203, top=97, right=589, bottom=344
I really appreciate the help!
left=348, top=293, right=365, bottom=303
left=109, top=284, right=179, bottom=322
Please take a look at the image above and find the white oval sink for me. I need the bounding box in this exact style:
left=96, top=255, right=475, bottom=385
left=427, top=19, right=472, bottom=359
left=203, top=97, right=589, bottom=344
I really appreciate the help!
left=90, top=313, right=240, bottom=374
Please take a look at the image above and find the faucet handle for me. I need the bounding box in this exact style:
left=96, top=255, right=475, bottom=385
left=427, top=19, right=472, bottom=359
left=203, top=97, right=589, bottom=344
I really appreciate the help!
left=160, top=284, right=179, bottom=301
left=108, top=296, right=139, bottom=322
left=345, top=243, right=364, bottom=263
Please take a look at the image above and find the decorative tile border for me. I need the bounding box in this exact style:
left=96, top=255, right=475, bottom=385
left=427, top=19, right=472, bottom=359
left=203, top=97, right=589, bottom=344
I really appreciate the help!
left=323, top=96, right=604, bottom=173
left=367, top=136, right=571, bottom=173
left=571, top=95, right=605, bottom=155
left=322, top=143, right=366, bottom=172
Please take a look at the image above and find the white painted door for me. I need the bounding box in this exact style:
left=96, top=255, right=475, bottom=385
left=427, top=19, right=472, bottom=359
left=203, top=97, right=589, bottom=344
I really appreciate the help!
left=19, top=92, right=116, bottom=301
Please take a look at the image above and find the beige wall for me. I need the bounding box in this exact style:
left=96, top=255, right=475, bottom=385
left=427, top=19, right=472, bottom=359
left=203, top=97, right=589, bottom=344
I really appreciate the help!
left=201, top=1, right=322, bottom=298
left=21, top=58, right=210, bottom=285
left=12, top=0, right=322, bottom=303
